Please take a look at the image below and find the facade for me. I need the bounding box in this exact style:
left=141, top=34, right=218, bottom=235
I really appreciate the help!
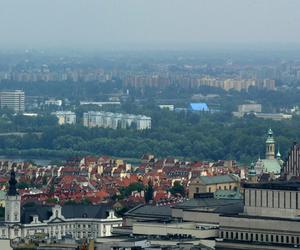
left=282, top=142, right=300, bottom=180
left=188, top=175, right=240, bottom=199
left=83, top=111, right=151, bottom=130
left=52, top=111, right=76, bottom=125
left=0, top=169, right=122, bottom=241
left=216, top=182, right=300, bottom=250
left=0, top=90, right=25, bottom=113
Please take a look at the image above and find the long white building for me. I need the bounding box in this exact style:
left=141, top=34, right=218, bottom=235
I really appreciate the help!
left=83, top=111, right=151, bottom=130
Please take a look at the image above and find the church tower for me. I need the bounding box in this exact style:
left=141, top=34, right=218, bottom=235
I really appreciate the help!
left=265, top=129, right=275, bottom=160
left=5, top=168, right=21, bottom=224
left=248, top=162, right=257, bottom=183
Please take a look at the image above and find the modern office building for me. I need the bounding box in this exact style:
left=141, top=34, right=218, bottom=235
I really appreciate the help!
left=52, top=111, right=76, bottom=125
left=216, top=181, right=300, bottom=250
left=0, top=90, right=25, bottom=113
left=83, top=111, right=151, bottom=130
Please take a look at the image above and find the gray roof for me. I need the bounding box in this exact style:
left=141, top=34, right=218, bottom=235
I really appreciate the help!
left=173, top=198, right=243, bottom=215
left=62, top=204, right=111, bottom=219
left=125, top=204, right=172, bottom=219
left=196, top=174, right=238, bottom=185
left=21, top=204, right=113, bottom=224
left=21, top=205, right=53, bottom=224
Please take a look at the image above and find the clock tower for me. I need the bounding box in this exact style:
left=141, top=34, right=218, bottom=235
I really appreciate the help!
left=5, top=168, right=21, bottom=224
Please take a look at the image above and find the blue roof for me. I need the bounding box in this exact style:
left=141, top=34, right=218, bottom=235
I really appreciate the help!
left=190, top=103, right=209, bottom=111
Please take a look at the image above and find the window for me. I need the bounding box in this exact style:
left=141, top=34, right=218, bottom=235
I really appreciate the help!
left=230, top=232, right=233, bottom=239
left=255, top=234, right=258, bottom=241
left=220, top=231, right=223, bottom=238
left=271, top=235, right=274, bottom=242
left=208, top=187, right=211, bottom=193
left=196, top=187, right=199, bottom=193
left=266, top=234, right=269, bottom=242
left=225, top=232, right=228, bottom=238
left=241, top=233, right=244, bottom=240
left=261, top=234, right=264, bottom=241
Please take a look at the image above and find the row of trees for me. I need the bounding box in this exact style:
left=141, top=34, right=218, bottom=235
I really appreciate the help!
left=0, top=105, right=299, bottom=163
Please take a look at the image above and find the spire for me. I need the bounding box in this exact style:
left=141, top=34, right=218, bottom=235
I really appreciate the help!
left=266, top=128, right=275, bottom=144
left=7, top=168, right=18, bottom=196
left=276, top=145, right=281, bottom=159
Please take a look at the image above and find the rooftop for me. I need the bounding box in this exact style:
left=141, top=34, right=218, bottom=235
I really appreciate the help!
left=243, top=181, right=300, bottom=191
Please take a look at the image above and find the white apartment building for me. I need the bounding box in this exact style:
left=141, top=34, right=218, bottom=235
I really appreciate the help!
left=83, top=111, right=151, bottom=130
left=52, top=111, right=76, bottom=125
left=0, top=90, right=25, bottom=113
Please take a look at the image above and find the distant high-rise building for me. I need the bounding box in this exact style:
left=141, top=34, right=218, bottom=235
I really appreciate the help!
left=0, top=90, right=25, bottom=113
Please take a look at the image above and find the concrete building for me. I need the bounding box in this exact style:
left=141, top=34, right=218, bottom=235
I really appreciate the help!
left=83, top=111, right=151, bottom=130
left=45, top=99, right=63, bottom=106
left=188, top=175, right=240, bottom=199
left=216, top=181, right=300, bottom=250
left=238, top=104, right=262, bottom=113
left=158, top=104, right=174, bottom=111
left=52, top=111, right=76, bottom=125
left=254, top=113, right=292, bottom=121
left=171, top=196, right=243, bottom=225
left=0, top=169, right=122, bottom=241
left=0, top=90, right=25, bottom=113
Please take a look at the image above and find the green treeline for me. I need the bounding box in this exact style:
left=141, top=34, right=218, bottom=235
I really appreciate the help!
left=0, top=106, right=298, bottom=163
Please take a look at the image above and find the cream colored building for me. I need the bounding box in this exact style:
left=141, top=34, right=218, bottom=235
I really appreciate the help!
left=189, top=175, right=240, bottom=198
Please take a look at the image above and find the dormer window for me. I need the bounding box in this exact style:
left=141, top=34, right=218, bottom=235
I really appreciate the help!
left=55, top=210, right=59, bottom=217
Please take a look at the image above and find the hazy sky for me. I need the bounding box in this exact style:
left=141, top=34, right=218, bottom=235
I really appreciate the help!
left=0, top=0, right=300, bottom=49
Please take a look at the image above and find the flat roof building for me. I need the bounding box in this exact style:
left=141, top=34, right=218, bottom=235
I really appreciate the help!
left=0, top=90, right=25, bottom=113
left=216, top=181, right=300, bottom=250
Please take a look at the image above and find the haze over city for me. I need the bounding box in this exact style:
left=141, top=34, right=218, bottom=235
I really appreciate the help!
left=0, top=0, right=300, bottom=49
left=1, top=1, right=300, bottom=250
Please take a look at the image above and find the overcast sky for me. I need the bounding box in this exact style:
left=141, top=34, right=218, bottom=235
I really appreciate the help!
left=0, top=0, right=300, bottom=49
